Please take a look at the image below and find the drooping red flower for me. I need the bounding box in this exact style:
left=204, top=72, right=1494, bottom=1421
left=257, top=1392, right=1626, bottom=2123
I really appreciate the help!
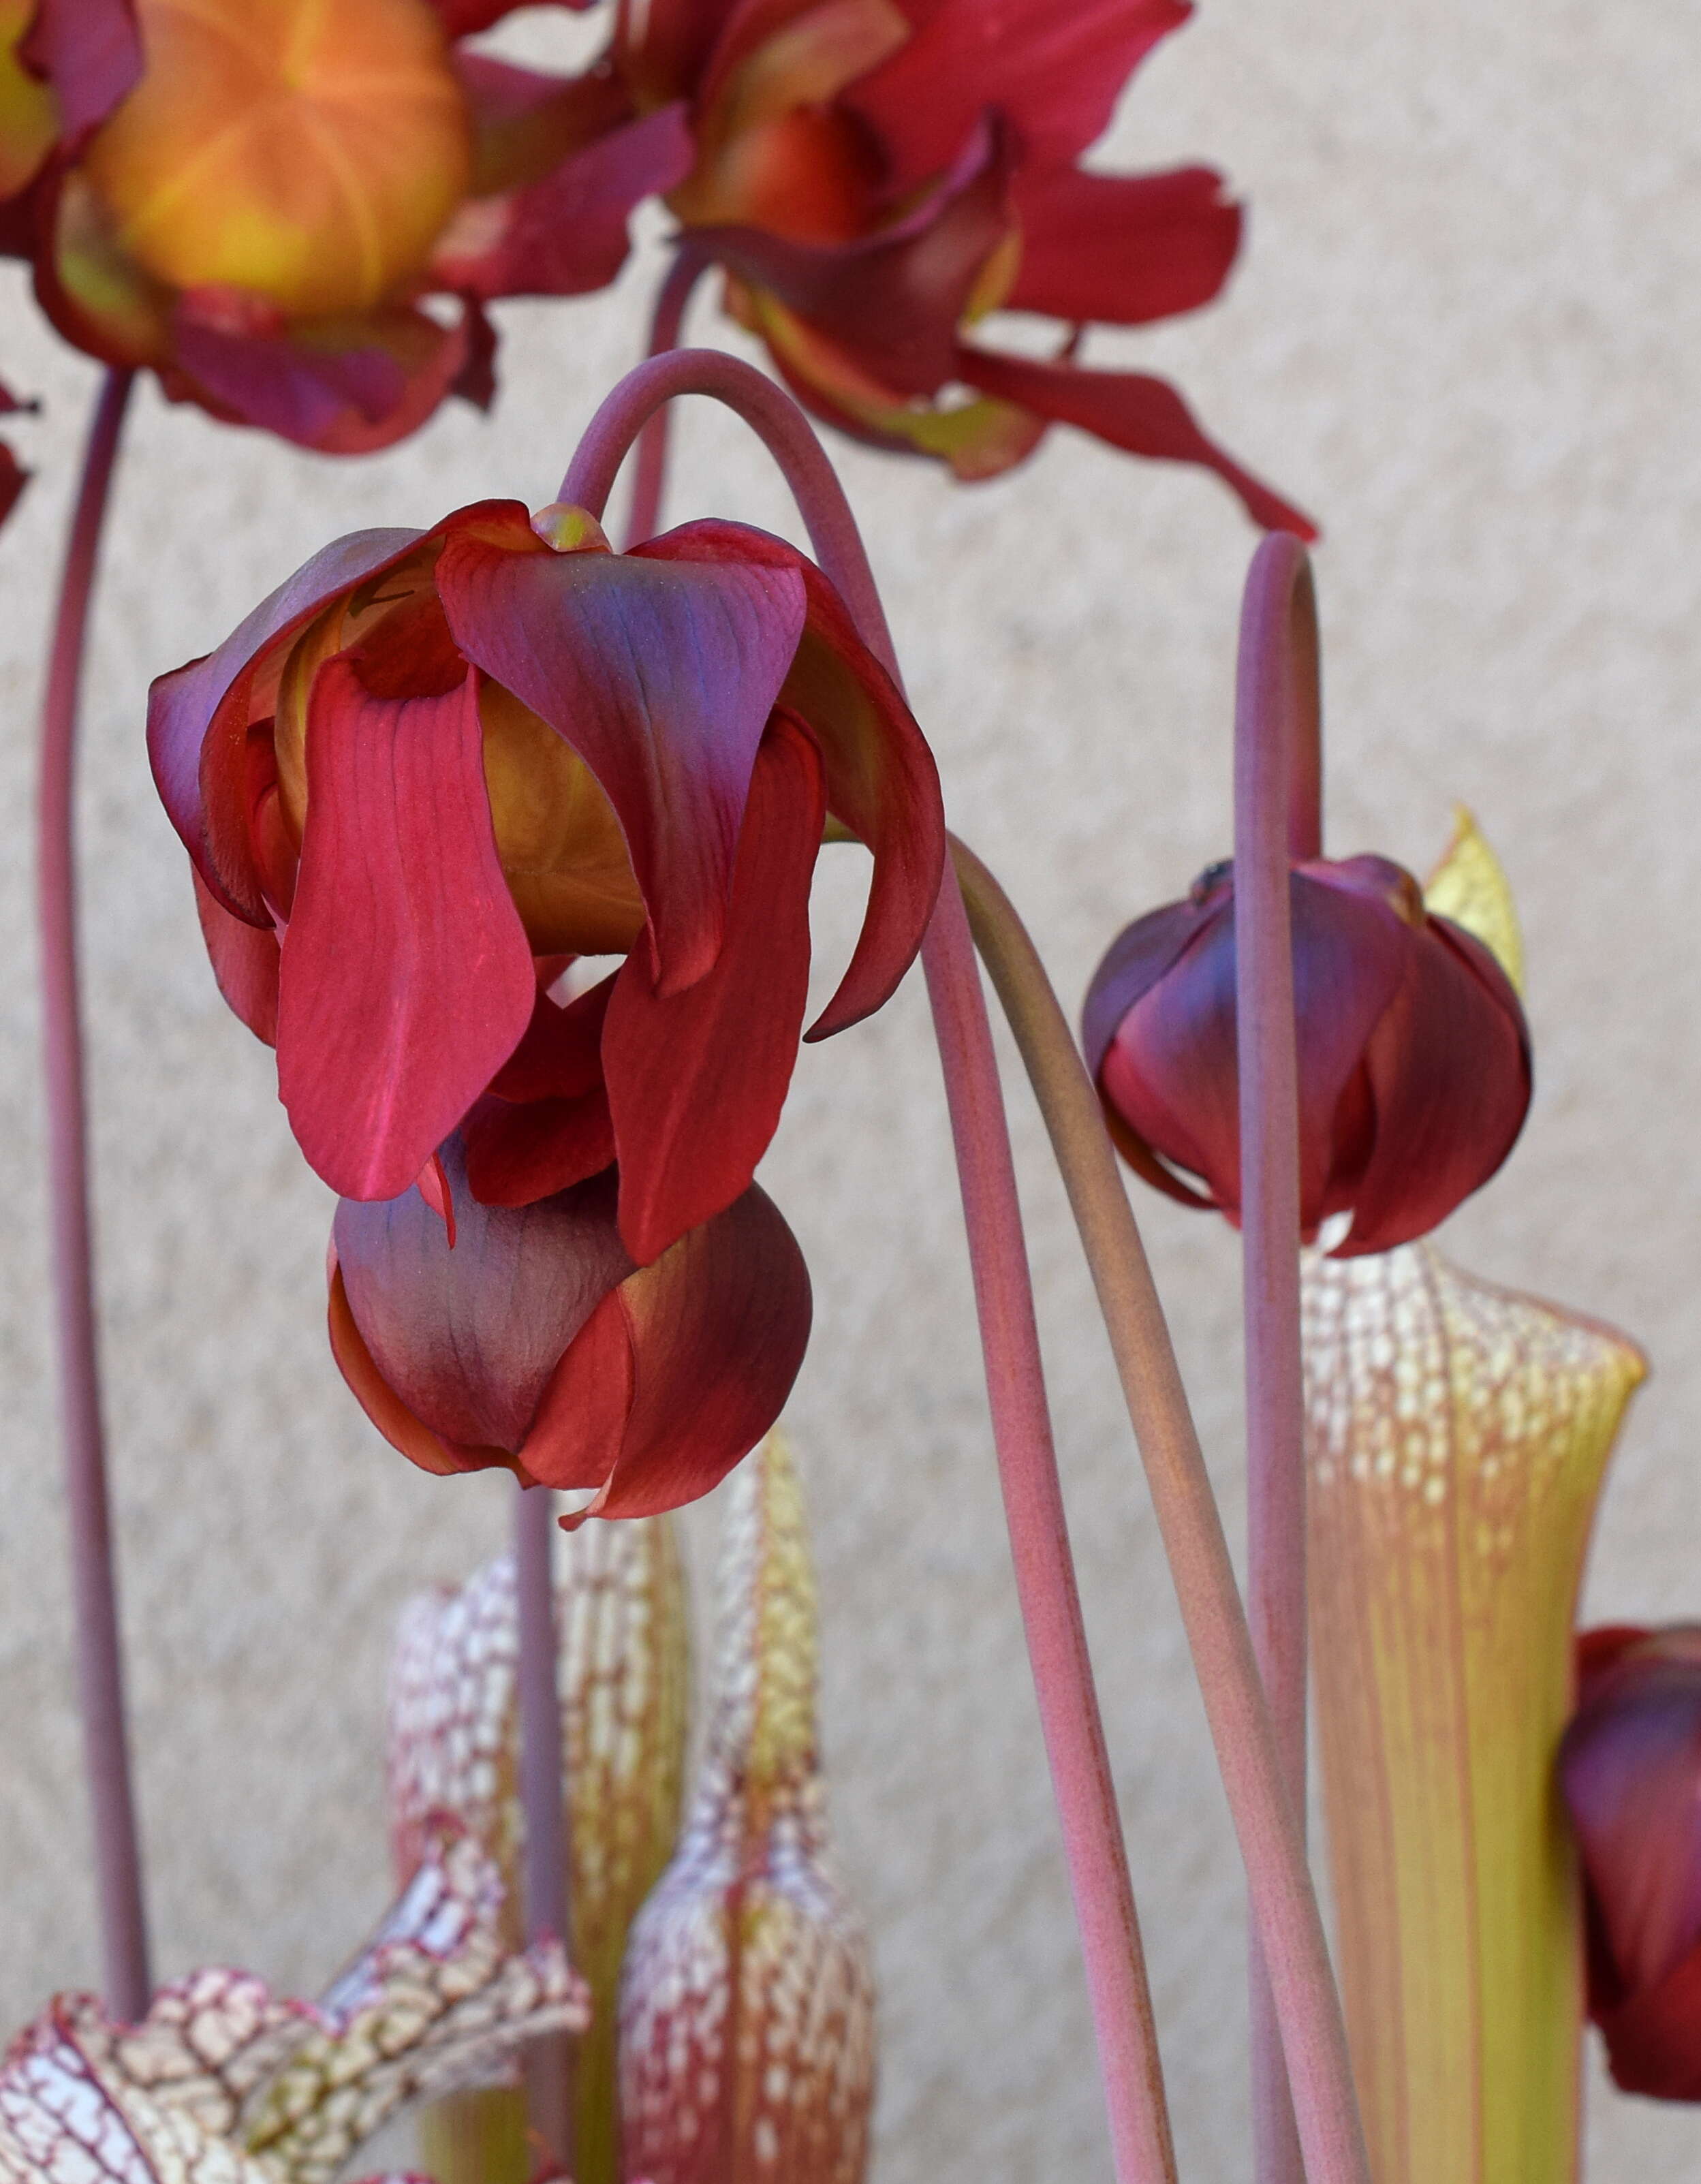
left=1082, top=853, right=1531, bottom=1253
left=0, top=0, right=691, bottom=450
left=1560, top=1624, right=1701, bottom=2102
left=615, top=0, right=1311, bottom=529
left=149, top=497, right=942, bottom=1264
left=330, top=1133, right=812, bottom=1523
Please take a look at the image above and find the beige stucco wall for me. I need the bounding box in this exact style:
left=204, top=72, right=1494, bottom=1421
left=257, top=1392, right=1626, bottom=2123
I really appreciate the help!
left=1, top=1, right=1697, bottom=2177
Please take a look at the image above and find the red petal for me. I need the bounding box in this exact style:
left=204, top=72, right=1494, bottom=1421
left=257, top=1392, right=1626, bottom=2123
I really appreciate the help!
left=638, top=522, right=943, bottom=1037
left=22, top=0, right=141, bottom=150
left=614, top=0, right=729, bottom=104
left=328, top=1258, right=473, bottom=1478
left=1080, top=887, right=1223, bottom=1080
left=1598, top=1944, right=1701, bottom=2101
left=436, top=535, right=807, bottom=995
left=847, top=0, right=1188, bottom=191
left=691, top=121, right=1010, bottom=397
left=1339, top=916, right=1531, bottom=1254
left=0, top=441, right=26, bottom=528
left=487, top=972, right=614, bottom=1102
left=168, top=302, right=472, bottom=454
left=1009, top=164, right=1240, bottom=326
left=563, top=1186, right=812, bottom=1527
left=149, top=528, right=422, bottom=919
left=463, top=1089, right=618, bottom=1206
left=518, top=1288, right=635, bottom=1491
left=333, top=1151, right=634, bottom=1456
left=436, top=104, right=693, bottom=299
left=193, top=867, right=279, bottom=1045
left=604, top=714, right=824, bottom=1264
left=956, top=346, right=1317, bottom=536
left=277, top=660, right=535, bottom=1200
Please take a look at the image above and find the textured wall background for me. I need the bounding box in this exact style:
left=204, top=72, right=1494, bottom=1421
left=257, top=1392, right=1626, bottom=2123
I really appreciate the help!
left=1, top=1, right=1696, bottom=2177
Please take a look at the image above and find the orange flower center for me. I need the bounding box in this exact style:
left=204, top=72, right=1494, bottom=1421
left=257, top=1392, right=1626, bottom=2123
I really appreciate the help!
left=80, top=0, right=471, bottom=317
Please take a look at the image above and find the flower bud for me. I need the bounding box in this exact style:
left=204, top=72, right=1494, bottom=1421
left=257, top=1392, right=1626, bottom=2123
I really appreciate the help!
left=1082, top=851, right=1531, bottom=1254
left=328, top=1135, right=813, bottom=1525
left=1559, top=1624, right=1701, bottom=2100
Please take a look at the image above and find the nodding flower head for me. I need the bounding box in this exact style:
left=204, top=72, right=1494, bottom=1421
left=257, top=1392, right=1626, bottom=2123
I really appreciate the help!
left=149, top=497, right=943, bottom=1265
left=0, top=0, right=693, bottom=448
left=1082, top=849, right=1531, bottom=1255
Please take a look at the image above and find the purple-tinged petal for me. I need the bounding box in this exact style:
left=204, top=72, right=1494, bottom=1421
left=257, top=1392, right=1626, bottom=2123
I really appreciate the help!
left=277, top=659, right=535, bottom=1200
left=435, top=104, right=693, bottom=300
left=147, top=527, right=422, bottom=916
left=21, top=0, right=140, bottom=151
left=692, top=121, right=1010, bottom=397
left=605, top=713, right=824, bottom=1264
left=463, top=1088, right=618, bottom=1207
left=329, top=1257, right=473, bottom=1478
left=437, top=533, right=807, bottom=995
left=638, top=520, right=944, bottom=1035
left=1009, top=164, right=1240, bottom=326
left=1340, top=912, right=1530, bottom=1255
left=956, top=345, right=1317, bottom=537
left=846, top=0, right=1189, bottom=191
left=563, top=1185, right=812, bottom=1527
left=1080, top=885, right=1223, bottom=1080
left=334, top=1150, right=633, bottom=1456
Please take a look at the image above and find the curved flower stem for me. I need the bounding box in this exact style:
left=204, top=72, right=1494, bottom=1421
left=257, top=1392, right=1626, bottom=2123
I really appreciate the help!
left=514, top=1478, right=573, bottom=2170
left=564, top=349, right=1181, bottom=2184
left=622, top=246, right=706, bottom=550
left=1234, top=535, right=1322, bottom=2184
left=38, top=364, right=149, bottom=2022
left=951, top=838, right=1371, bottom=2184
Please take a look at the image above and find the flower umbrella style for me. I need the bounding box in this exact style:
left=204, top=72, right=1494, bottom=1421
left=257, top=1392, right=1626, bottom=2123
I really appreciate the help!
left=612, top=0, right=1311, bottom=528
left=149, top=498, right=943, bottom=1264
left=1082, top=832, right=1532, bottom=1255
left=0, top=1830, right=587, bottom=2184
left=1559, top=1624, right=1701, bottom=2101
left=0, top=0, right=692, bottom=450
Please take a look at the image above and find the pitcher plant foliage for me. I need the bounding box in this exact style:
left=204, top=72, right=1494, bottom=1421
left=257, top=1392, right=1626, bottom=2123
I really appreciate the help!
left=1298, top=826, right=1647, bottom=2184
left=0, top=1831, right=587, bottom=2184
left=388, top=1518, right=690, bottom=2184
left=0, top=0, right=690, bottom=449
left=619, top=1430, right=876, bottom=2184
left=1560, top=1624, right=1701, bottom=2102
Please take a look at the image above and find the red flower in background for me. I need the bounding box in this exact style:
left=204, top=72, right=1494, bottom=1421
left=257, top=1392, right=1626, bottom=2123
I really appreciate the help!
left=330, top=1135, right=811, bottom=1520
left=1082, top=853, right=1531, bottom=1253
left=0, top=0, right=690, bottom=451
left=616, top=0, right=1312, bottom=528
left=0, top=371, right=32, bottom=521
left=148, top=497, right=943, bottom=1265
left=1560, top=1625, right=1701, bottom=2102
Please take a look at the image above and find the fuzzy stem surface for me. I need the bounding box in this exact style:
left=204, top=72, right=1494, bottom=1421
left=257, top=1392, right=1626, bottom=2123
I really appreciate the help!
left=1234, top=533, right=1322, bottom=2184
left=952, top=839, right=1371, bottom=2184
left=514, top=1478, right=573, bottom=2170
left=38, top=365, right=149, bottom=2021
left=622, top=247, right=706, bottom=549
left=564, top=348, right=1181, bottom=2184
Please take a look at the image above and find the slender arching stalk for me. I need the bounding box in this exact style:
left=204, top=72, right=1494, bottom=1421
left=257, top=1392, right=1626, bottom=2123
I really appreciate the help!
left=564, top=348, right=1182, bottom=2184
left=1233, top=533, right=1322, bottom=2184
left=951, top=839, right=1371, bottom=2184
left=514, top=1478, right=573, bottom=2170
left=37, top=364, right=149, bottom=2022
left=622, top=245, right=706, bottom=549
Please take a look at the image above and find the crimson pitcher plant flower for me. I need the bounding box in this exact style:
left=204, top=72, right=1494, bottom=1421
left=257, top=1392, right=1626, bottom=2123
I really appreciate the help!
left=1560, top=1623, right=1701, bottom=2102
left=148, top=496, right=943, bottom=1263
left=0, top=0, right=691, bottom=450
left=1082, top=816, right=1532, bottom=1253
left=615, top=0, right=1311, bottom=528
